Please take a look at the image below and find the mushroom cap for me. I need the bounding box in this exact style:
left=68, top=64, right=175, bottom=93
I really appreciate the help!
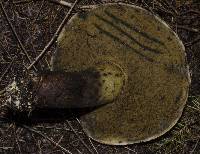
left=52, top=3, right=190, bottom=145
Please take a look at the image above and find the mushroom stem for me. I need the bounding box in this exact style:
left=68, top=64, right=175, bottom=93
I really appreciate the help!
left=5, top=62, right=126, bottom=112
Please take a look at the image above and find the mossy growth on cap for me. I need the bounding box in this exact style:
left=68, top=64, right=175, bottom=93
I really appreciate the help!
left=52, top=3, right=190, bottom=145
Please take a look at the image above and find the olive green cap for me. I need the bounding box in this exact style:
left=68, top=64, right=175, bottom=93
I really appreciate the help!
left=52, top=3, right=190, bottom=145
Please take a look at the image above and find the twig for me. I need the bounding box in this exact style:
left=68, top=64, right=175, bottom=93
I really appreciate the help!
left=176, top=1, right=197, bottom=9
left=14, top=126, right=22, bottom=154
left=35, top=125, right=83, bottom=134
left=180, top=10, right=200, bottom=16
left=0, top=57, right=16, bottom=83
left=187, top=105, right=200, bottom=112
left=13, top=0, right=32, bottom=4
left=0, top=147, right=14, bottom=150
left=32, top=0, right=45, bottom=23
left=153, top=0, right=175, bottom=16
left=27, top=0, right=80, bottom=70
left=22, top=125, right=73, bottom=154
left=0, top=2, right=37, bottom=72
left=162, top=0, right=178, bottom=15
left=190, top=139, right=199, bottom=154
left=31, top=133, right=42, bottom=154
left=92, top=0, right=102, bottom=4
left=89, top=138, right=99, bottom=154
left=0, top=89, right=6, bottom=96
left=124, top=146, right=136, bottom=152
left=141, top=1, right=154, bottom=14
left=49, top=0, right=96, bottom=10
left=25, top=20, right=42, bottom=70
left=177, top=25, right=200, bottom=33
left=76, top=149, right=83, bottom=154
left=54, top=135, right=64, bottom=149
left=76, top=118, right=99, bottom=154
left=185, top=37, right=200, bottom=47
left=66, top=120, right=94, bottom=154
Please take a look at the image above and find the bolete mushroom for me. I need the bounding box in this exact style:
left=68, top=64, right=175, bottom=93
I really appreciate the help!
left=4, top=3, right=190, bottom=145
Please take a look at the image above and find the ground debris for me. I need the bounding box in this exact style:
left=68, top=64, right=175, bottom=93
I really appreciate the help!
left=0, top=0, right=199, bottom=154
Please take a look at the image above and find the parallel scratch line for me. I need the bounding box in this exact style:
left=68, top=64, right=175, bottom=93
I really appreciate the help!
left=104, top=10, right=165, bottom=46
left=94, top=24, right=154, bottom=62
left=95, top=14, right=162, bottom=54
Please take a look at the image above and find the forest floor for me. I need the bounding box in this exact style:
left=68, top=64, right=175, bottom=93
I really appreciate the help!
left=0, top=0, right=200, bottom=154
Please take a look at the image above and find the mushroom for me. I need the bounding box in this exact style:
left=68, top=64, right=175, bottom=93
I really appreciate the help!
left=4, top=3, right=190, bottom=145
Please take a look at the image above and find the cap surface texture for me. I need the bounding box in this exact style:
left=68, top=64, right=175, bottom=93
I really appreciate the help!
left=52, top=3, right=190, bottom=145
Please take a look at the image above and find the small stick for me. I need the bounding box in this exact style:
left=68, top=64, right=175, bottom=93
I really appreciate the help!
left=25, top=20, right=42, bottom=70
left=141, top=1, right=154, bottom=14
left=30, top=133, right=42, bottom=154
left=49, top=0, right=96, bottom=10
left=124, top=146, right=136, bottom=152
left=54, top=135, right=64, bottom=149
left=0, top=2, right=37, bottom=72
left=0, top=147, right=14, bottom=150
left=187, top=105, right=200, bottom=112
left=36, top=125, right=83, bottom=134
left=49, top=0, right=75, bottom=8
left=88, top=138, right=99, bottom=154
left=0, top=57, right=16, bottom=83
left=32, top=0, right=45, bottom=23
left=185, top=37, right=200, bottom=47
left=22, top=125, right=73, bottom=154
left=66, top=120, right=94, bottom=154
left=180, top=10, right=200, bottom=16
left=190, top=139, right=199, bottom=154
left=0, top=89, right=6, bottom=96
left=177, top=25, right=200, bottom=33
left=13, top=0, right=32, bottom=4
left=76, top=118, right=99, bottom=154
left=153, top=1, right=175, bottom=16
left=162, top=0, right=178, bottom=15
left=76, top=149, right=83, bottom=154
left=27, top=0, right=80, bottom=70
left=14, top=126, right=22, bottom=154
